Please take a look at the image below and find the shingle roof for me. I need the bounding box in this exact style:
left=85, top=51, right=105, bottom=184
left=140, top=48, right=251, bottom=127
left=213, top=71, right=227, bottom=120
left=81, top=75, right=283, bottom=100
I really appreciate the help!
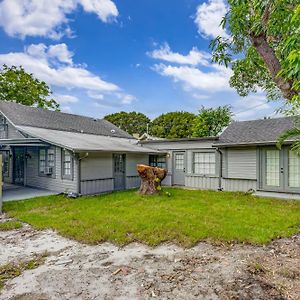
left=16, top=126, right=162, bottom=153
left=216, top=117, right=297, bottom=146
left=0, top=101, right=133, bottom=139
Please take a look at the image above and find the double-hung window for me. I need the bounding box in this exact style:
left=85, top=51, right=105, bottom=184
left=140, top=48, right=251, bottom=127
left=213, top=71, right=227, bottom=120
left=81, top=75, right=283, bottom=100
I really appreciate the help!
left=149, top=155, right=167, bottom=169
left=193, top=152, right=216, bottom=175
left=39, top=148, right=55, bottom=176
left=62, top=149, right=73, bottom=180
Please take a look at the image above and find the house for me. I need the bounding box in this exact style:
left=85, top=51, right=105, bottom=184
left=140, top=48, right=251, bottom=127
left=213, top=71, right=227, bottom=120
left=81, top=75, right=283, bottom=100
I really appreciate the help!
left=1, top=100, right=299, bottom=198
left=142, top=117, right=300, bottom=198
left=0, top=101, right=161, bottom=195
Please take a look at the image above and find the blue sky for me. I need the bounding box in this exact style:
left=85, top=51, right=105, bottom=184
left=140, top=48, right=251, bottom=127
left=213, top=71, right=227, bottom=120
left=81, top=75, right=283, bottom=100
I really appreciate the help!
left=0, top=0, right=281, bottom=120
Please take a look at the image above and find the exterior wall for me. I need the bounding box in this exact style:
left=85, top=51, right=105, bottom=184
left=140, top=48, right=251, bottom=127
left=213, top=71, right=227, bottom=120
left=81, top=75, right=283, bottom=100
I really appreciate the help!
left=185, top=175, right=219, bottom=190
left=80, top=152, right=113, bottom=195
left=223, top=147, right=257, bottom=180
left=144, top=140, right=219, bottom=189
left=221, top=178, right=257, bottom=192
left=0, top=148, right=13, bottom=184
left=26, top=146, right=78, bottom=193
left=125, top=153, right=148, bottom=189
left=80, top=152, right=150, bottom=194
left=0, top=113, right=25, bottom=139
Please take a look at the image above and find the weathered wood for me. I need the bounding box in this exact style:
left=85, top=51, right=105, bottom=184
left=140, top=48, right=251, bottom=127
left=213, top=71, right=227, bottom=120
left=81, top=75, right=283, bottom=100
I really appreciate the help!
left=137, top=164, right=167, bottom=195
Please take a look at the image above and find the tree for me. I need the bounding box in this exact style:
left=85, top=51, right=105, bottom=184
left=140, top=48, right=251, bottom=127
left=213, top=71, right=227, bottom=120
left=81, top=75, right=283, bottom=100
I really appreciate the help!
left=104, top=111, right=150, bottom=136
left=0, top=65, right=59, bottom=110
left=150, top=112, right=196, bottom=138
left=211, top=1, right=300, bottom=111
left=192, top=106, right=232, bottom=137
left=277, top=116, right=300, bottom=154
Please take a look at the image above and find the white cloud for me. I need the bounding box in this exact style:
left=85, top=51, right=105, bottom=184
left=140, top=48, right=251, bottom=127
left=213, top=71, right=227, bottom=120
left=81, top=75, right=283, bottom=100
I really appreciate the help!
left=233, top=95, right=271, bottom=120
left=80, top=0, right=118, bottom=22
left=0, top=43, right=136, bottom=109
left=154, top=63, right=232, bottom=92
left=55, top=94, right=79, bottom=104
left=48, top=44, right=74, bottom=65
left=149, top=43, right=210, bottom=66
left=194, top=0, right=229, bottom=39
left=0, top=0, right=118, bottom=39
left=87, top=91, right=105, bottom=100
left=61, top=105, right=73, bottom=113
left=0, top=43, right=119, bottom=92
left=192, top=94, right=210, bottom=100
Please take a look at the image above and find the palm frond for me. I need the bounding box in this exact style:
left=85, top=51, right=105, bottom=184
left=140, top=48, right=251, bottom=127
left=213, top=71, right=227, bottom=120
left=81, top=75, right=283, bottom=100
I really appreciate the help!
left=276, top=128, right=300, bottom=149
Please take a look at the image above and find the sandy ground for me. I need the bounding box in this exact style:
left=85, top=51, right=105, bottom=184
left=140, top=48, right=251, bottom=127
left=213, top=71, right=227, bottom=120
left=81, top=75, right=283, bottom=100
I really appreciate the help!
left=0, top=216, right=299, bottom=300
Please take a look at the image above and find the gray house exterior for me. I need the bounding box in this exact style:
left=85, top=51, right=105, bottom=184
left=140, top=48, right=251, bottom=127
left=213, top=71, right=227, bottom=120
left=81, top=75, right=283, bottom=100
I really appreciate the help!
left=142, top=117, right=300, bottom=197
left=0, top=101, right=299, bottom=198
left=0, top=101, right=160, bottom=195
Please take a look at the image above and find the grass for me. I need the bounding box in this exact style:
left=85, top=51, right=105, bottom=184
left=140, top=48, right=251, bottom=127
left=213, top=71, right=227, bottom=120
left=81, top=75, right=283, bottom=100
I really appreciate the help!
left=3, top=188, right=300, bottom=247
left=0, top=220, right=22, bottom=231
left=0, top=253, right=47, bottom=290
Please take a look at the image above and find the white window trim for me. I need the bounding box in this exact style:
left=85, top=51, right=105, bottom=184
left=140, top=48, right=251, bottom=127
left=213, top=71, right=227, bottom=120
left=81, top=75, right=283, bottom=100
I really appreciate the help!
left=192, top=151, right=216, bottom=176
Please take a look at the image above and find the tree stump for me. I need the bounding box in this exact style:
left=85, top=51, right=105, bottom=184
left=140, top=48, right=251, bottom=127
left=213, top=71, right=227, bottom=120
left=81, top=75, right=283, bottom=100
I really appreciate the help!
left=137, top=164, right=167, bottom=195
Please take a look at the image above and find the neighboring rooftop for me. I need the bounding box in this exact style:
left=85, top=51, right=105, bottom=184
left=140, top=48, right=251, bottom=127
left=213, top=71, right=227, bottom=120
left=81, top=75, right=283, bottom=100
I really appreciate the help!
left=0, top=101, right=133, bottom=139
left=216, top=117, right=297, bottom=146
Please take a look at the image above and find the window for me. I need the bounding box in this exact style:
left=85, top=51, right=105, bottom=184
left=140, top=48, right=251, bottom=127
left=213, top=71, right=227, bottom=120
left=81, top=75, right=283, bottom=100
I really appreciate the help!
left=62, top=149, right=73, bottom=179
left=288, top=150, right=300, bottom=188
left=193, top=152, right=216, bottom=175
left=265, top=150, right=280, bottom=186
left=39, top=148, right=55, bottom=176
left=175, top=153, right=184, bottom=170
left=149, top=155, right=167, bottom=168
left=1, top=151, right=10, bottom=177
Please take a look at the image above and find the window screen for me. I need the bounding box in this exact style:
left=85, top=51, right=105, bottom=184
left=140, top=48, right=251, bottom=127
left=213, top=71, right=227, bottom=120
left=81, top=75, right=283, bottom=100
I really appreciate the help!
left=288, top=150, right=300, bottom=188
left=193, top=152, right=215, bottom=175
left=149, top=155, right=167, bottom=168
left=265, top=150, right=280, bottom=186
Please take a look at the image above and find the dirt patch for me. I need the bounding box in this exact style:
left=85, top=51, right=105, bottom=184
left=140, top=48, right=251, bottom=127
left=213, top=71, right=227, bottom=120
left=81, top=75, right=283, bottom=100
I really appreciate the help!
left=0, top=216, right=299, bottom=300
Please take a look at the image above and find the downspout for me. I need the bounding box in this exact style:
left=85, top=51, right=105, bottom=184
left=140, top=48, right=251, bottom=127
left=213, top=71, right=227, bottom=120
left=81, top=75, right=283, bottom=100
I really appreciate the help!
left=76, top=152, right=89, bottom=195
left=216, top=148, right=223, bottom=191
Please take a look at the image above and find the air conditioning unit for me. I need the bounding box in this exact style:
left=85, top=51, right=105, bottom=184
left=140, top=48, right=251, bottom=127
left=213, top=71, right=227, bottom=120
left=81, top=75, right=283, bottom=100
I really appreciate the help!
left=45, top=167, right=53, bottom=175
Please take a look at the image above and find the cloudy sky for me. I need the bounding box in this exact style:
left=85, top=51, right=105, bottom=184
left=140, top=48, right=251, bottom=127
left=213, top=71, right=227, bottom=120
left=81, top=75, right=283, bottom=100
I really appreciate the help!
left=0, top=0, right=281, bottom=120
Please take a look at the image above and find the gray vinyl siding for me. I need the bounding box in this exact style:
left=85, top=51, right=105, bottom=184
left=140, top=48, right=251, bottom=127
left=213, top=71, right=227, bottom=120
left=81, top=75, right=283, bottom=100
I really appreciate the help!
left=186, top=175, right=219, bottom=190
left=225, top=148, right=257, bottom=180
left=126, top=153, right=148, bottom=188
left=80, top=152, right=113, bottom=195
left=0, top=148, right=13, bottom=183
left=7, top=121, right=25, bottom=139
left=26, top=146, right=78, bottom=193
left=221, top=178, right=257, bottom=192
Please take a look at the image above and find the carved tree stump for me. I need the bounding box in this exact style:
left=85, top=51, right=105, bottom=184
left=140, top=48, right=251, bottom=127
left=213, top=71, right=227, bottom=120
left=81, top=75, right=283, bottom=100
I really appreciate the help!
left=137, top=164, right=167, bottom=195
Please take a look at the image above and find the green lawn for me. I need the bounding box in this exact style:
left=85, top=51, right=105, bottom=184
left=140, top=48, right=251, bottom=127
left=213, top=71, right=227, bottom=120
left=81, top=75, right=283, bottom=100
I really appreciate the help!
left=3, top=188, right=300, bottom=247
left=0, top=220, right=22, bottom=231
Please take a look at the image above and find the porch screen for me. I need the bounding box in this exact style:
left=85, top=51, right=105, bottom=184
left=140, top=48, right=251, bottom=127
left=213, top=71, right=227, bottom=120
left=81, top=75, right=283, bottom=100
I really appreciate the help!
left=265, top=150, right=280, bottom=186
left=193, top=152, right=215, bottom=175
left=149, top=155, right=166, bottom=168
left=288, top=150, right=300, bottom=188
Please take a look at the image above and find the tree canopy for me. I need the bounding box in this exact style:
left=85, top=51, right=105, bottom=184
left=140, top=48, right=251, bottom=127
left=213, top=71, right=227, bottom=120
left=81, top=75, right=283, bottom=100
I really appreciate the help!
left=192, top=106, right=232, bottom=137
left=0, top=65, right=59, bottom=110
left=150, top=111, right=196, bottom=139
left=211, top=1, right=300, bottom=111
left=104, top=111, right=150, bottom=136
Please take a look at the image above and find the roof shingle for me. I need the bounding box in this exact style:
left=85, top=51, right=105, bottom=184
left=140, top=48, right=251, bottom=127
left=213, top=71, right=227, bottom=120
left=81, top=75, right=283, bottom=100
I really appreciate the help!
left=0, top=101, right=133, bottom=139
left=216, top=117, right=297, bottom=146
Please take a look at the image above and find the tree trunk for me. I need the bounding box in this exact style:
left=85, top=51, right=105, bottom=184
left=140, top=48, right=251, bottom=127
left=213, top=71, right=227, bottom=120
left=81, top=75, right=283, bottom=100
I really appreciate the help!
left=250, top=33, right=297, bottom=101
left=137, top=164, right=167, bottom=195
